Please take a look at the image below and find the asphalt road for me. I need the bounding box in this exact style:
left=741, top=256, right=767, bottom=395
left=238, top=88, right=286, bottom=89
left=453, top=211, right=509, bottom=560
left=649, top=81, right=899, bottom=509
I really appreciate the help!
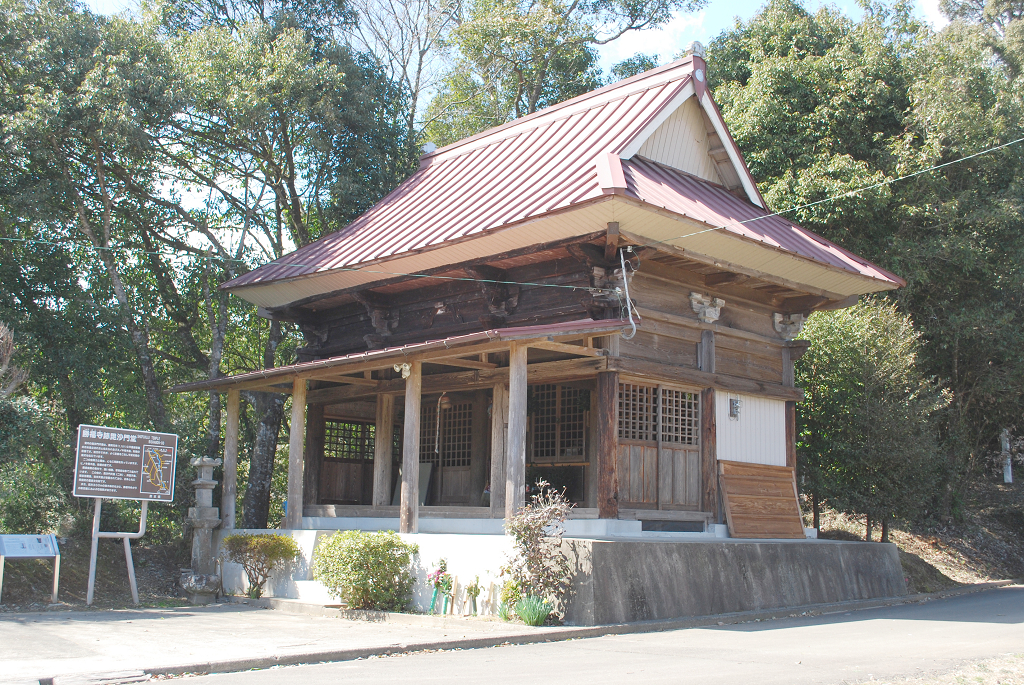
left=182, top=585, right=1024, bottom=685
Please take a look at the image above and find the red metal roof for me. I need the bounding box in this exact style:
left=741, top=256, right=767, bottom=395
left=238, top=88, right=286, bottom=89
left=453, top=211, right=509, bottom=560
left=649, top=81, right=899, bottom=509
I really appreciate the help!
left=223, top=56, right=901, bottom=295
left=622, top=157, right=906, bottom=286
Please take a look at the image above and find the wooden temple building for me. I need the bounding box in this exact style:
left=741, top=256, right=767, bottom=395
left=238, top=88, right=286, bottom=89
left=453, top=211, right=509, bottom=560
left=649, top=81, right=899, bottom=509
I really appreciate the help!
left=173, top=45, right=903, bottom=541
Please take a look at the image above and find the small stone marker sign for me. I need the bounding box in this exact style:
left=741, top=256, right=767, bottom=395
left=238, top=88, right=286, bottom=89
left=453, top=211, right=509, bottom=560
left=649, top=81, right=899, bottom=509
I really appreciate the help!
left=73, top=425, right=178, bottom=502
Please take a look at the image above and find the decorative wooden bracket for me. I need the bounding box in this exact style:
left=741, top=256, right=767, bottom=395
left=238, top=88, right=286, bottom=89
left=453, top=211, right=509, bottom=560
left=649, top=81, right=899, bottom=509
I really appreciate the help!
left=353, top=291, right=398, bottom=349
left=464, top=265, right=519, bottom=326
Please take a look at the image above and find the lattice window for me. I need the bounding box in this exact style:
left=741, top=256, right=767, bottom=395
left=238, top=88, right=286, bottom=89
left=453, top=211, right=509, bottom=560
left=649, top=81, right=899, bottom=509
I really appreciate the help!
left=441, top=402, right=473, bottom=467
left=324, top=421, right=375, bottom=461
left=530, top=384, right=587, bottom=461
left=661, top=388, right=699, bottom=445
left=618, top=383, right=657, bottom=442
left=419, top=401, right=473, bottom=466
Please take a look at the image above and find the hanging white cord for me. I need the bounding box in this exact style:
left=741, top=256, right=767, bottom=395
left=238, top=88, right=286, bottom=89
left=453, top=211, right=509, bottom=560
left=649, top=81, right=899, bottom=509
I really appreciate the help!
left=619, top=249, right=637, bottom=340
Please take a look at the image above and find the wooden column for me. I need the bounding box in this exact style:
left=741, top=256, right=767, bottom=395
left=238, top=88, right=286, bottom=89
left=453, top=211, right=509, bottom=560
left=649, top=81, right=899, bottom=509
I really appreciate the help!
left=372, top=394, right=395, bottom=507
left=489, top=383, right=509, bottom=518
left=222, top=389, right=240, bottom=531
left=596, top=371, right=619, bottom=519
left=699, top=329, right=715, bottom=373
left=700, top=387, right=718, bottom=522
left=785, top=400, right=797, bottom=469
left=505, top=342, right=528, bottom=518
left=303, top=403, right=326, bottom=507
left=400, top=361, right=422, bottom=533
left=469, top=390, right=489, bottom=506
left=285, top=378, right=307, bottom=529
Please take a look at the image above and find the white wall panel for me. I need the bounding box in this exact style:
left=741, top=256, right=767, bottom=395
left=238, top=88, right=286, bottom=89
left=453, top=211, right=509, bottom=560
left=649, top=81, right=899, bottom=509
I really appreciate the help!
left=715, top=393, right=786, bottom=466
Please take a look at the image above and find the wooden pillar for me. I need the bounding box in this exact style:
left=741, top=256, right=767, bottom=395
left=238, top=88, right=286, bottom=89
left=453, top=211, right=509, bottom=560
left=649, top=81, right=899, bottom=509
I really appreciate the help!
left=222, top=389, right=240, bottom=531
left=285, top=377, right=307, bottom=529
left=372, top=394, right=395, bottom=507
left=700, top=387, right=718, bottom=521
left=782, top=346, right=794, bottom=387
left=505, top=342, right=528, bottom=518
left=489, top=383, right=509, bottom=518
left=785, top=400, right=797, bottom=469
left=400, top=361, right=422, bottom=533
left=596, top=371, right=618, bottom=519
left=303, top=403, right=326, bottom=507
left=699, top=329, right=715, bottom=373
left=469, top=390, right=489, bottom=506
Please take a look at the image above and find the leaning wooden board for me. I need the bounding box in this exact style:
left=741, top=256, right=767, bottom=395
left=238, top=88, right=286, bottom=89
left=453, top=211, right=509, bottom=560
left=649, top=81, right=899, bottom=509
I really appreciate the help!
left=719, top=460, right=805, bottom=539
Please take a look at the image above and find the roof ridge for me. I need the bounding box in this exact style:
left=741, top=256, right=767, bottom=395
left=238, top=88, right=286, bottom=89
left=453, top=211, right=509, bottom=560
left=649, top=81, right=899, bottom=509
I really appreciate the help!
left=423, top=56, right=695, bottom=163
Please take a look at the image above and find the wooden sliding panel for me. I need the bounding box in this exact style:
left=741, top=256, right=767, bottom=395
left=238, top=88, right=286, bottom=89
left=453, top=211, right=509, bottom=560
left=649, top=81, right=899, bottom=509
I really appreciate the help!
left=222, top=389, right=240, bottom=531
left=303, top=402, right=326, bottom=507
left=596, top=371, right=619, bottom=518
left=718, top=460, right=804, bottom=539
left=372, top=394, right=395, bottom=507
left=700, top=387, right=718, bottom=520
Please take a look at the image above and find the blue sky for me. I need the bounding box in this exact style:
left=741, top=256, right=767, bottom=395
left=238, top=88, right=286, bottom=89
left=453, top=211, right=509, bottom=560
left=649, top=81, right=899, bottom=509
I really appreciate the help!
left=84, top=0, right=949, bottom=76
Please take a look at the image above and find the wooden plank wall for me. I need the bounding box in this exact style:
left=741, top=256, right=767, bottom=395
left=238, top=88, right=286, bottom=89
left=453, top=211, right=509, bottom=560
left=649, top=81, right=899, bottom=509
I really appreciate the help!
left=718, top=460, right=804, bottom=539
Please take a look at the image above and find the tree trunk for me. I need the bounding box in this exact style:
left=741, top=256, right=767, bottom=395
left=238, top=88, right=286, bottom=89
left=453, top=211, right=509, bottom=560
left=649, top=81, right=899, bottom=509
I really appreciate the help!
left=865, top=515, right=873, bottom=542
left=881, top=517, right=890, bottom=543
left=812, top=491, right=820, bottom=530
left=241, top=391, right=284, bottom=529
left=240, top=320, right=285, bottom=529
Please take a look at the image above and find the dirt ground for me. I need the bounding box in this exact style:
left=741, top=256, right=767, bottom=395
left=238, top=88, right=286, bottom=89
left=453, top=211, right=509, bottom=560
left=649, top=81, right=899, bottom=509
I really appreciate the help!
left=816, top=476, right=1024, bottom=593
left=0, top=535, right=190, bottom=611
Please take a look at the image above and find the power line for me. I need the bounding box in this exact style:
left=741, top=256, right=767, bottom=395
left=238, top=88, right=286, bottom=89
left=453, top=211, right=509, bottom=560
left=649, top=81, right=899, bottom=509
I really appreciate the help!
left=634, top=135, right=1024, bottom=251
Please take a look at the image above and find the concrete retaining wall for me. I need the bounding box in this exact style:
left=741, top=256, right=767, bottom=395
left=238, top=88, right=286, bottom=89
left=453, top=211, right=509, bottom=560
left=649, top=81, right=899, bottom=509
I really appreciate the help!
left=561, top=539, right=907, bottom=625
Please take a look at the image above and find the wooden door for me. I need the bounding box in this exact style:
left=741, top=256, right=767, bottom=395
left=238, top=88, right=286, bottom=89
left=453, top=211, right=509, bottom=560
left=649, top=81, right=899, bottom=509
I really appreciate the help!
left=318, top=420, right=374, bottom=504
left=421, top=400, right=474, bottom=505
left=617, top=383, right=702, bottom=510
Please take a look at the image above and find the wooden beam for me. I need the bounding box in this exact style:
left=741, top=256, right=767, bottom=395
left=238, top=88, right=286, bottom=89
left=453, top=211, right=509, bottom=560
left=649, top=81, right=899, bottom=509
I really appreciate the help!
left=307, top=357, right=606, bottom=405
left=605, top=222, right=620, bottom=262
left=221, top=389, right=240, bottom=531
left=528, top=340, right=606, bottom=357
left=372, top=394, right=395, bottom=507
left=400, top=361, right=422, bottom=534
left=313, top=374, right=379, bottom=386
left=285, top=378, right=307, bottom=529
left=490, top=382, right=509, bottom=518
left=505, top=342, right=528, bottom=518
left=700, top=387, right=718, bottom=521
left=607, top=357, right=804, bottom=402
left=698, top=329, right=715, bottom=373
left=704, top=272, right=749, bottom=287
left=596, top=371, right=619, bottom=519
left=425, top=358, right=497, bottom=370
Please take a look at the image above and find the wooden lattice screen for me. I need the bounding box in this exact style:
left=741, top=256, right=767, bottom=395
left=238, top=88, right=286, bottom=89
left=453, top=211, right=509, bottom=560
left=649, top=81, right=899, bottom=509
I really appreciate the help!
left=529, top=384, right=587, bottom=463
left=419, top=401, right=473, bottom=466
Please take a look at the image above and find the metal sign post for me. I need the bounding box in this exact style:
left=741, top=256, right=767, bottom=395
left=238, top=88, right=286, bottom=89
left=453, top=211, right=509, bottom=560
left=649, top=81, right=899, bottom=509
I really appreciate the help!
left=0, top=534, right=60, bottom=604
left=73, top=425, right=177, bottom=606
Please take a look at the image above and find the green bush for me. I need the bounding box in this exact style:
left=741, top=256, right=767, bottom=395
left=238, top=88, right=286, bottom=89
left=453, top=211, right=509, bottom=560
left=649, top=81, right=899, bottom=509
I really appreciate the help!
left=0, top=461, right=69, bottom=534
left=312, top=531, right=419, bottom=611
left=221, top=533, right=300, bottom=598
left=514, top=595, right=552, bottom=626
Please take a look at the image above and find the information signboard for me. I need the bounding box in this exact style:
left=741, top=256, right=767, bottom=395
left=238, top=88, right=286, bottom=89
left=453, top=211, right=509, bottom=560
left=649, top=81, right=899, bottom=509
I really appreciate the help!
left=73, top=425, right=178, bottom=502
left=0, top=534, right=60, bottom=603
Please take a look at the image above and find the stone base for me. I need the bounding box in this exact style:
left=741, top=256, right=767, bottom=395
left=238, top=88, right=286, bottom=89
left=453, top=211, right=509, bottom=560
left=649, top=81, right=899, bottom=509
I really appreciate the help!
left=560, top=538, right=908, bottom=625
left=180, top=572, right=221, bottom=605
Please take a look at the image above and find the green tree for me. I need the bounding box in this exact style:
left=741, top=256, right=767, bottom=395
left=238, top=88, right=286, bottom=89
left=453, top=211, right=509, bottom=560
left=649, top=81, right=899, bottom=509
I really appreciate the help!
left=708, top=0, right=1024, bottom=508
left=797, top=301, right=949, bottom=540
left=425, top=0, right=705, bottom=144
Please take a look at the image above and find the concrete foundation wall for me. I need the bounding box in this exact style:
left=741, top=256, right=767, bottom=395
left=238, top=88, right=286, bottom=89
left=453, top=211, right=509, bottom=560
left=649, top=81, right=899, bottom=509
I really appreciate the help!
left=561, top=539, right=907, bottom=625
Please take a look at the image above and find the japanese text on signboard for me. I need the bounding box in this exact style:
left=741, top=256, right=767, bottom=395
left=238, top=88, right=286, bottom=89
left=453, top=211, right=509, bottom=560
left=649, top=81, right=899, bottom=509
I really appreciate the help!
left=73, top=425, right=178, bottom=502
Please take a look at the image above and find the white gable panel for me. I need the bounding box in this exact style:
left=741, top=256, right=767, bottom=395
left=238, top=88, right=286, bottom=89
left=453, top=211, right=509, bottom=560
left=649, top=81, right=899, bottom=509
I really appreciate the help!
left=637, top=98, right=722, bottom=184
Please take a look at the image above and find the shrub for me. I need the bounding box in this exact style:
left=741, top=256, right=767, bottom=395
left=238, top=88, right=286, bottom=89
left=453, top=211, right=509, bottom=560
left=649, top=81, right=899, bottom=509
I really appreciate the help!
left=221, top=533, right=299, bottom=599
left=312, top=531, right=419, bottom=611
left=503, top=480, right=572, bottom=610
left=0, top=461, right=69, bottom=534
left=514, top=595, right=552, bottom=626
